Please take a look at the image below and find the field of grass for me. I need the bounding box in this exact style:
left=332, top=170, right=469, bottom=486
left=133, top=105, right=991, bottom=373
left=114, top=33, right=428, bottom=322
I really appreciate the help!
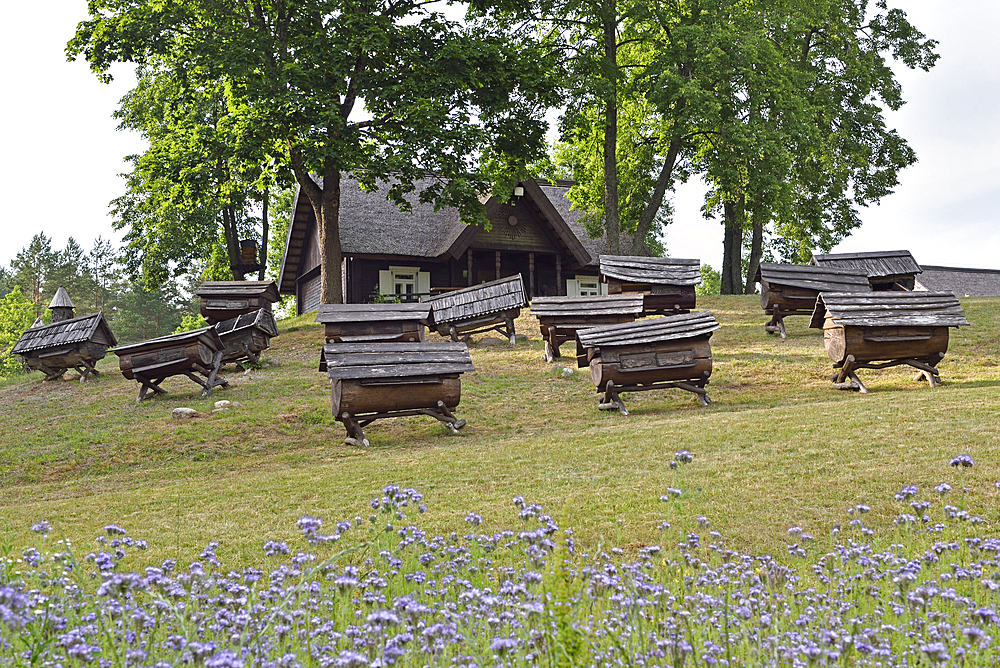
left=1, top=295, right=999, bottom=563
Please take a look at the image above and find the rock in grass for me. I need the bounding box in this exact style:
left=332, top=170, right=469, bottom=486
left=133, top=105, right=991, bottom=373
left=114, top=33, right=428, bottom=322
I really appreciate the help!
left=477, top=337, right=506, bottom=347
left=214, top=400, right=231, bottom=409
left=514, top=333, right=529, bottom=343
left=172, top=407, right=201, bottom=419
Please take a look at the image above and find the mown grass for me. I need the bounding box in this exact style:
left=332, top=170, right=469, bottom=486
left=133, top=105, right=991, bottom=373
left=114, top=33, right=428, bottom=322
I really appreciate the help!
left=1, top=295, right=998, bottom=564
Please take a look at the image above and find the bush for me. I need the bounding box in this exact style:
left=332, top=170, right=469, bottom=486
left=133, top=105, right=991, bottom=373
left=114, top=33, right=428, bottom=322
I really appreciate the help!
left=0, top=287, right=35, bottom=376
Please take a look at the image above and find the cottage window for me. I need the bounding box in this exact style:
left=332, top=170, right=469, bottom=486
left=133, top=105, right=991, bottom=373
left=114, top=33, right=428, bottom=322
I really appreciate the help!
left=379, top=266, right=431, bottom=299
left=566, top=275, right=608, bottom=297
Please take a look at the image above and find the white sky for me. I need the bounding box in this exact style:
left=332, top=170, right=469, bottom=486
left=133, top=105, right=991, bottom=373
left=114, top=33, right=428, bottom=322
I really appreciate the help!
left=2, top=1, right=997, bottom=271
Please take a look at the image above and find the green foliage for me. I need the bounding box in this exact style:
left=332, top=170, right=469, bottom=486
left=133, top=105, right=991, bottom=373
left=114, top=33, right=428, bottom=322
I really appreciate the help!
left=696, top=264, right=721, bottom=296
left=0, top=287, right=36, bottom=377
left=9, top=233, right=55, bottom=313
left=174, top=313, right=209, bottom=334
left=265, top=188, right=295, bottom=283
left=110, top=282, right=187, bottom=344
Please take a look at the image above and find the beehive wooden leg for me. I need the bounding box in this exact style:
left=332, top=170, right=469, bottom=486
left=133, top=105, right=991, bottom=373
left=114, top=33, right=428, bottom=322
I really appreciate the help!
left=340, top=413, right=369, bottom=447
left=137, top=377, right=166, bottom=402
left=776, top=312, right=788, bottom=340
left=847, top=370, right=868, bottom=394
left=449, top=325, right=459, bottom=342
left=505, top=316, right=516, bottom=345
left=675, top=381, right=712, bottom=407
left=436, top=401, right=467, bottom=431
left=37, top=362, right=65, bottom=381
left=832, top=355, right=863, bottom=392
left=597, top=381, right=629, bottom=416
left=544, top=339, right=555, bottom=363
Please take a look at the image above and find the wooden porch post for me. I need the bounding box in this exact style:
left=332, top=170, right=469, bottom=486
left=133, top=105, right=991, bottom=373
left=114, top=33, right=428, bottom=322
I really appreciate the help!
left=495, top=251, right=501, bottom=280
left=467, top=250, right=473, bottom=287
left=556, top=255, right=562, bottom=296
left=529, top=253, right=535, bottom=297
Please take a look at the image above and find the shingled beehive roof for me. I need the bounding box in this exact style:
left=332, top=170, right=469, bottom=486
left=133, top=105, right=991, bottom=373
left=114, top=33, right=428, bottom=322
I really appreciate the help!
left=214, top=308, right=280, bottom=338
left=755, top=263, right=871, bottom=293
left=322, top=342, right=475, bottom=380
left=809, top=292, right=969, bottom=329
left=195, top=281, right=280, bottom=302
left=113, top=327, right=224, bottom=356
left=810, top=250, right=922, bottom=279
left=422, top=274, right=526, bottom=325
left=316, top=302, right=432, bottom=324
left=529, top=294, right=645, bottom=318
left=600, top=256, right=702, bottom=286
left=12, top=312, right=117, bottom=355
left=577, top=311, right=721, bottom=348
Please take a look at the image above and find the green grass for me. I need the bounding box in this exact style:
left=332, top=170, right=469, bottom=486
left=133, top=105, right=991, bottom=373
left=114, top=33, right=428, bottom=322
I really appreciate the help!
left=1, top=296, right=999, bottom=563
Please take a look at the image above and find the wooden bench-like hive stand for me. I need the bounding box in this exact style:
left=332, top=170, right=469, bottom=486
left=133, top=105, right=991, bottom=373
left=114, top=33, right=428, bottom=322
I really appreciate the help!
left=115, top=328, right=229, bottom=401
left=809, top=291, right=969, bottom=393
left=530, top=295, right=644, bottom=362
left=422, top=275, right=527, bottom=344
left=810, top=250, right=922, bottom=292
left=195, top=281, right=280, bottom=324
left=600, top=255, right=700, bottom=315
left=215, top=308, right=280, bottom=366
left=12, top=312, right=118, bottom=381
left=755, top=263, right=871, bottom=339
left=576, top=312, right=721, bottom=415
left=323, top=342, right=475, bottom=446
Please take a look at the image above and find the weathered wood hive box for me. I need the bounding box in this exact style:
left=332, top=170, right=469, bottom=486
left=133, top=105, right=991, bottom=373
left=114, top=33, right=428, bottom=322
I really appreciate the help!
left=12, top=312, right=117, bottom=381
left=576, top=312, right=721, bottom=414
left=317, top=303, right=430, bottom=344
left=215, top=308, right=280, bottom=365
left=114, top=327, right=228, bottom=400
left=422, top=275, right=527, bottom=343
left=323, top=342, right=475, bottom=445
left=754, top=263, right=870, bottom=339
left=600, top=256, right=700, bottom=314
left=809, top=291, right=969, bottom=393
left=195, top=281, right=280, bottom=324
left=810, top=250, right=921, bottom=291
left=530, top=294, right=644, bottom=362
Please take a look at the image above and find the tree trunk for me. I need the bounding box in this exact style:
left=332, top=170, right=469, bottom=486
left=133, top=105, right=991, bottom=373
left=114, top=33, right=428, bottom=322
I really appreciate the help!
left=602, top=5, right=620, bottom=255
left=744, top=201, right=764, bottom=295
left=258, top=189, right=269, bottom=281
left=222, top=207, right=246, bottom=281
left=721, top=201, right=744, bottom=295
left=630, top=133, right=683, bottom=256
left=316, top=170, right=344, bottom=304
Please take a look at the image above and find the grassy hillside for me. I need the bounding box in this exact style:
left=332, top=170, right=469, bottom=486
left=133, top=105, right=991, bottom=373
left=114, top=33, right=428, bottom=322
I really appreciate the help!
left=1, top=295, right=998, bottom=563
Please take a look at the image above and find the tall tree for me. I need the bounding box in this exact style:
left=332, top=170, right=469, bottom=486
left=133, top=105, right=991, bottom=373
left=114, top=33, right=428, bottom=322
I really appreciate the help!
left=9, top=233, right=56, bottom=314
left=70, top=0, right=555, bottom=304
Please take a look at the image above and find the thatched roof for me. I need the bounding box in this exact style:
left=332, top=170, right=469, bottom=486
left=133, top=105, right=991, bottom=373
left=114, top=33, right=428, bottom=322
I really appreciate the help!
left=914, top=265, right=1000, bottom=297
left=279, top=177, right=609, bottom=296
left=12, top=312, right=116, bottom=355
left=810, top=250, right=921, bottom=279
left=809, top=292, right=969, bottom=329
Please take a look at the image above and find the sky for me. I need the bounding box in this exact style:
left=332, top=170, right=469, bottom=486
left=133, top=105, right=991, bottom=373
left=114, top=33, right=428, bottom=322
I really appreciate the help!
left=2, top=1, right=998, bottom=272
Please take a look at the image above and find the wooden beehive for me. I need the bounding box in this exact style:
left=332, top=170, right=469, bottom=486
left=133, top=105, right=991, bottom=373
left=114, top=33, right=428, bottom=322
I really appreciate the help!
left=809, top=291, right=969, bottom=393
left=599, top=256, right=701, bottom=314
left=214, top=308, right=280, bottom=366
left=195, top=281, right=280, bottom=324
left=317, top=303, right=430, bottom=344
left=114, top=327, right=229, bottom=400
left=754, top=263, right=871, bottom=339
left=12, top=312, right=117, bottom=381
left=530, top=294, right=644, bottom=362
left=576, top=312, right=721, bottom=415
left=323, top=342, right=475, bottom=446
left=810, top=250, right=921, bottom=291
left=423, top=274, right=527, bottom=343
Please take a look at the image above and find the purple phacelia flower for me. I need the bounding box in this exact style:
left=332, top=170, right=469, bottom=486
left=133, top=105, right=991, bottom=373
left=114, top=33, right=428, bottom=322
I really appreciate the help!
left=490, top=637, right=517, bottom=654
left=104, top=524, right=127, bottom=536
left=31, top=520, right=51, bottom=535
left=895, top=485, right=919, bottom=501
left=296, top=516, right=322, bottom=534
left=950, top=454, right=974, bottom=468
left=675, top=450, right=694, bottom=464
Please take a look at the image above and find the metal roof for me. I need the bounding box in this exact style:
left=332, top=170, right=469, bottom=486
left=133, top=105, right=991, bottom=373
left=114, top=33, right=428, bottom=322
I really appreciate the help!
left=577, top=311, right=720, bottom=348
left=599, top=256, right=701, bottom=286
left=809, top=292, right=969, bottom=329
left=755, top=263, right=871, bottom=293
left=12, top=312, right=116, bottom=354
left=810, top=250, right=921, bottom=278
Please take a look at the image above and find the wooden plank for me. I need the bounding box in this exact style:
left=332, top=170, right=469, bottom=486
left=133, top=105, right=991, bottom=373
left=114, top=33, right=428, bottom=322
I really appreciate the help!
left=327, top=362, right=474, bottom=379
left=324, top=351, right=475, bottom=367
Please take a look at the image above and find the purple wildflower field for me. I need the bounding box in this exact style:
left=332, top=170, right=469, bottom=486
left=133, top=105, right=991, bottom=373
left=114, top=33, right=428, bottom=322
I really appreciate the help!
left=3, top=454, right=1000, bottom=667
